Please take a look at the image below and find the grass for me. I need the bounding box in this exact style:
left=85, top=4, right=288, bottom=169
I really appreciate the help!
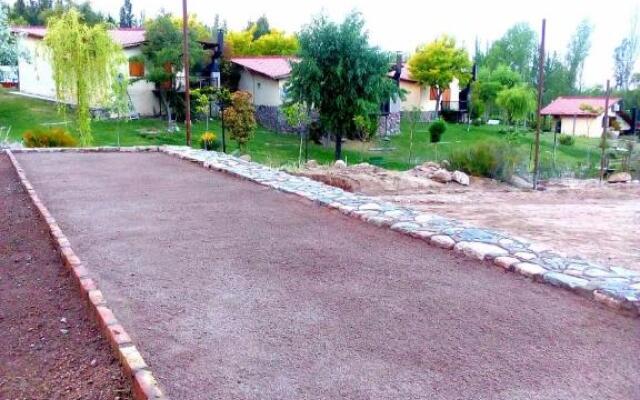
left=0, top=89, right=603, bottom=176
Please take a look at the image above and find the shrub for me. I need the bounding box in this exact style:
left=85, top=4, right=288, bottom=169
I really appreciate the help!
left=558, top=134, right=575, bottom=146
left=23, top=127, right=77, bottom=148
left=222, top=91, right=256, bottom=152
left=429, top=119, right=447, bottom=143
left=448, top=140, right=523, bottom=181
left=199, top=131, right=219, bottom=150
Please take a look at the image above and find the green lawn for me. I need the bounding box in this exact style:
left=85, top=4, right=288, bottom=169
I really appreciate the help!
left=0, top=89, right=602, bottom=175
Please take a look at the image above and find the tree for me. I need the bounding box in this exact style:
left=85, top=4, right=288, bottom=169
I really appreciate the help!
left=252, top=15, right=270, bottom=40
left=485, top=23, right=537, bottom=82
left=542, top=52, right=572, bottom=105
left=565, top=19, right=593, bottom=92
left=222, top=91, right=256, bottom=152
left=0, top=7, right=19, bottom=66
left=141, top=13, right=205, bottom=127
left=613, top=10, right=640, bottom=90
left=119, top=0, right=135, bottom=28
left=473, top=65, right=522, bottom=118
left=282, top=102, right=311, bottom=166
left=43, top=9, right=123, bottom=146
left=408, top=35, right=472, bottom=116
left=496, top=85, right=536, bottom=129
left=226, top=26, right=298, bottom=56
left=286, top=12, right=401, bottom=160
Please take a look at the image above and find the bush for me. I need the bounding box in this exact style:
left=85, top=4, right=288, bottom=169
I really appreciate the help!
left=448, top=140, right=523, bottom=181
left=429, top=119, right=447, bottom=143
left=558, top=134, right=575, bottom=146
left=23, top=127, right=77, bottom=148
left=199, top=131, right=220, bottom=150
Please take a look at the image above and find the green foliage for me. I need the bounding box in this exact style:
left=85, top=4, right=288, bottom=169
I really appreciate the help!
left=495, top=85, right=536, bottom=125
left=282, top=102, right=310, bottom=130
left=222, top=91, right=256, bottom=152
left=119, top=0, right=135, bottom=28
left=0, top=7, right=19, bottom=65
left=8, top=0, right=108, bottom=26
left=449, top=140, right=523, bottom=181
left=484, top=23, right=537, bottom=81
left=23, top=127, right=77, bottom=147
left=44, top=10, right=124, bottom=146
left=226, top=27, right=298, bottom=56
left=429, top=119, right=447, bottom=143
left=473, top=65, right=522, bottom=118
left=286, top=12, right=401, bottom=159
left=565, top=19, right=593, bottom=91
left=142, top=13, right=206, bottom=86
left=558, top=134, right=575, bottom=146
left=408, top=35, right=471, bottom=115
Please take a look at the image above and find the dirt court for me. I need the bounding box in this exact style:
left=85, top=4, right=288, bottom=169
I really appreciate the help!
left=299, top=163, right=640, bottom=271
left=14, top=152, right=640, bottom=400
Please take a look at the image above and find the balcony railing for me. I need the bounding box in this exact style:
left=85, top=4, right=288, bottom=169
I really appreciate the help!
left=441, top=101, right=469, bottom=112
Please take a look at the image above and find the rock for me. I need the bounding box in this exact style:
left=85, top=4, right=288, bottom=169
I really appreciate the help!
left=239, top=154, right=251, bottom=162
left=421, top=161, right=440, bottom=170
left=430, top=235, right=455, bottom=249
left=514, top=262, right=546, bottom=279
left=305, top=159, right=318, bottom=168
left=334, top=160, right=347, bottom=169
left=508, top=175, right=531, bottom=189
left=431, top=169, right=452, bottom=183
left=494, top=256, right=520, bottom=270
left=454, top=241, right=508, bottom=261
left=451, top=170, right=470, bottom=186
left=607, top=172, right=631, bottom=184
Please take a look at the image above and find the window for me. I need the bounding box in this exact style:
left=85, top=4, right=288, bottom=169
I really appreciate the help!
left=429, top=87, right=437, bottom=100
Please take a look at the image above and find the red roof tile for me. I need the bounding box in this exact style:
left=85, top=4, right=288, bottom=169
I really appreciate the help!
left=230, top=56, right=298, bottom=80
left=11, top=26, right=146, bottom=48
left=541, top=96, right=620, bottom=116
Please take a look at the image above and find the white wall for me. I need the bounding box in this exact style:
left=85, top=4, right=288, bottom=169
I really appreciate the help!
left=17, top=37, right=158, bottom=116
left=558, top=107, right=629, bottom=138
left=399, top=79, right=460, bottom=112
left=237, top=69, right=284, bottom=106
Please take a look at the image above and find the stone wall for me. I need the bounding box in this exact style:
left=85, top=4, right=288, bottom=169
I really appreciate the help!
left=255, top=106, right=402, bottom=136
left=401, top=110, right=437, bottom=123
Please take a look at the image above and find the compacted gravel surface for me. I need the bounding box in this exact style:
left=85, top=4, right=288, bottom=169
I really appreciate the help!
left=0, top=154, right=132, bottom=399
left=15, top=151, right=640, bottom=400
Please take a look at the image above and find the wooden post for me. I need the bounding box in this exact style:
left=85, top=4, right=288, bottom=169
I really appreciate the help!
left=182, top=0, right=192, bottom=146
left=532, top=19, right=546, bottom=190
left=600, top=79, right=611, bottom=182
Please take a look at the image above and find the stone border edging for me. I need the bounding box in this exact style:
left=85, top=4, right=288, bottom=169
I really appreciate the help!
left=159, top=146, right=640, bottom=318
left=5, top=149, right=168, bottom=400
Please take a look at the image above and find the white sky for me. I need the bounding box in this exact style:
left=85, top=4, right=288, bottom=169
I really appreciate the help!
left=89, top=0, right=639, bottom=86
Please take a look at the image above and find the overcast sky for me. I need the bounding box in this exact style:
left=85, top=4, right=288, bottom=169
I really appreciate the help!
left=89, top=0, right=639, bottom=86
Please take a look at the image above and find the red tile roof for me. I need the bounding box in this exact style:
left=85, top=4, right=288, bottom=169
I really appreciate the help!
left=230, top=56, right=298, bottom=80
left=11, top=26, right=146, bottom=48
left=541, top=96, right=620, bottom=116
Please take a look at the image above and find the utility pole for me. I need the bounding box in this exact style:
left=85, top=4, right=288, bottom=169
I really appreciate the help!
left=600, top=79, right=611, bottom=182
left=182, top=0, right=191, bottom=146
left=532, top=19, right=546, bottom=190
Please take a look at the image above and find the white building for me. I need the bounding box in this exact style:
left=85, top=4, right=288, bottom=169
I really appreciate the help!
left=12, top=26, right=159, bottom=117
left=541, top=96, right=630, bottom=138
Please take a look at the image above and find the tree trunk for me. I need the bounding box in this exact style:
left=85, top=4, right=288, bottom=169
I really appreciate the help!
left=435, top=90, right=442, bottom=118
left=334, top=128, right=343, bottom=161
left=159, top=89, right=172, bottom=127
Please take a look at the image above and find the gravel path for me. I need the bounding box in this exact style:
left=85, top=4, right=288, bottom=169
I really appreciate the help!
left=15, top=152, right=640, bottom=400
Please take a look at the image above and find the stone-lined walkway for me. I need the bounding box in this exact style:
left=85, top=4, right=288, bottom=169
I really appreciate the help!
left=163, top=146, right=640, bottom=315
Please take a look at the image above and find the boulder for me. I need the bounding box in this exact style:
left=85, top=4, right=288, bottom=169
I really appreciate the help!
left=334, top=160, right=347, bottom=169
left=305, top=159, right=319, bottom=168
left=431, top=169, right=452, bottom=183
left=607, top=172, right=631, bottom=184
left=451, top=170, right=470, bottom=186
left=421, top=161, right=440, bottom=170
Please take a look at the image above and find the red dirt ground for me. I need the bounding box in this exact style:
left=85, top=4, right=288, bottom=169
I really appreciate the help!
left=0, top=154, right=132, bottom=399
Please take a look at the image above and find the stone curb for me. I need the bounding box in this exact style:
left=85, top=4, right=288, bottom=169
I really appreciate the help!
left=158, top=146, right=640, bottom=318
left=5, top=149, right=169, bottom=400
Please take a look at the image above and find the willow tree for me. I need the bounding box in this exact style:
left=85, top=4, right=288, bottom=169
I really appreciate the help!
left=44, top=10, right=123, bottom=146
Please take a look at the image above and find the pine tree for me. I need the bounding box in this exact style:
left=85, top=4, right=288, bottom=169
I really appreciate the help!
left=119, top=0, right=135, bottom=28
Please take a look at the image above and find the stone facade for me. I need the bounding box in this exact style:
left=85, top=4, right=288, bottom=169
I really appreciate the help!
left=378, top=112, right=401, bottom=136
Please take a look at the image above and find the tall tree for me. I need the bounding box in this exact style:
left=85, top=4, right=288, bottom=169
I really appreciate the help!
left=252, top=15, right=270, bottom=40
left=485, top=23, right=537, bottom=83
left=408, top=35, right=472, bottom=116
left=0, top=7, right=19, bottom=66
left=141, top=13, right=205, bottom=126
left=119, top=0, right=135, bottom=28
left=543, top=52, right=572, bottom=105
left=286, top=12, right=401, bottom=160
left=613, top=10, right=640, bottom=90
left=565, top=19, right=593, bottom=92
left=43, top=9, right=123, bottom=145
